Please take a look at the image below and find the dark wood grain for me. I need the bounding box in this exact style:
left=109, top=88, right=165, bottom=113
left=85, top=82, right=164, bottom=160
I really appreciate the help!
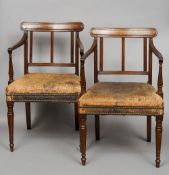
left=71, top=32, right=74, bottom=64
left=100, top=37, right=103, bottom=71
left=80, top=38, right=96, bottom=93
left=25, top=102, right=31, bottom=129
left=24, top=33, right=28, bottom=74
left=98, top=70, right=148, bottom=75
left=29, top=31, right=33, bottom=63
left=95, top=115, right=100, bottom=140
left=150, top=38, right=163, bottom=97
left=7, top=21, right=84, bottom=152
left=90, top=27, right=157, bottom=38
left=8, top=32, right=27, bottom=51
left=147, top=116, right=151, bottom=142
left=74, top=103, right=79, bottom=131
left=122, top=37, right=125, bottom=71
left=28, top=63, right=75, bottom=67
left=75, top=32, right=79, bottom=75
left=156, top=116, right=163, bottom=168
left=8, top=50, right=14, bottom=84
left=7, top=101, right=14, bottom=152
left=79, top=114, right=87, bottom=165
left=79, top=27, right=164, bottom=168
left=94, top=38, right=98, bottom=83
left=21, top=22, right=84, bottom=32
left=50, top=32, right=54, bottom=63
left=143, top=38, right=147, bottom=71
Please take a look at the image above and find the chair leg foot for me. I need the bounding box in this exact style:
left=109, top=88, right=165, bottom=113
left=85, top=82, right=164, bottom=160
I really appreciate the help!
left=79, top=114, right=87, bottom=165
left=25, top=102, right=31, bottom=130
left=10, top=144, right=14, bottom=152
left=95, top=115, right=100, bottom=140
left=81, top=155, right=86, bottom=166
left=75, top=103, right=79, bottom=131
left=147, top=116, right=151, bottom=142
left=7, top=101, right=14, bottom=152
left=156, top=160, right=160, bottom=168
left=155, top=115, right=163, bottom=168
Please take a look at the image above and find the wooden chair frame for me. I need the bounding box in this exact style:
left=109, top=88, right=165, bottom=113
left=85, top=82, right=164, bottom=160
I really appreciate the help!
left=7, top=22, right=84, bottom=152
left=79, top=28, right=164, bottom=167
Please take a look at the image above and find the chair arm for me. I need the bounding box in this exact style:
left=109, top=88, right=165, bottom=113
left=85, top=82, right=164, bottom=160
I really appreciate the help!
left=77, top=37, right=84, bottom=56
left=81, top=38, right=97, bottom=61
left=80, top=38, right=97, bottom=94
left=8, top=33, right=27, bottom=53
left=150, top=39, right=163, bottom=98
left=7, top=33, right=28, bottom=84
left=150, top=39, right=163, bottom=63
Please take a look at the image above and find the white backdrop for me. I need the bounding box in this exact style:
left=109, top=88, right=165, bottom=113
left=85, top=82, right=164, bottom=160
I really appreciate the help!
left=0, top=0, right=169, bottom=174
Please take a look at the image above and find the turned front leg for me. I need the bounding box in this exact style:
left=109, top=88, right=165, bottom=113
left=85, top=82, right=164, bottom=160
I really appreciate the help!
left=155, top=115, right=163, bottom=168
left=79, top=114, right=87, bottom=165
left=7, top=101, right=14, bottom=152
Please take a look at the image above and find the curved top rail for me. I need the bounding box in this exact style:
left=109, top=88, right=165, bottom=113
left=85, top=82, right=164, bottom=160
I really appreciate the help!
left=90, top=27, right=157, bottom=38
left=21, top=22, right=84, bottom=32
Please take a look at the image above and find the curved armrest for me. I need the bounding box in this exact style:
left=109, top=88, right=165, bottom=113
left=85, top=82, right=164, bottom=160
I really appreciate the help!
left=8, top=32, right=28, bottom=84
left=77, top=37, right=84, bottom=55
left=150, top=39, right=163, bottom=98
left=150, top=39, right=163, bottom=63
left=8, top=33, right=27, bottom=53
left=80, top=38, right=97, bottom=94
left=81, top=38, right=97, bottom=61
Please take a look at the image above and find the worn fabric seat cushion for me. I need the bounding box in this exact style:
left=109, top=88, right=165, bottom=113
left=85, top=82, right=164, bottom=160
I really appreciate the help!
left=79, top=82, right=164, bottom=115
left=6, top=73, right=81, bottom=102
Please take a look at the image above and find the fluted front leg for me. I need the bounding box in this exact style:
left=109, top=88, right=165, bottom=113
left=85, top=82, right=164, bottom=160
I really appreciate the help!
left=155, top=115, right=163, bottom=168
left=79, top=114, right=87, bottom=165
left=7, top=101, right=14, bottom=152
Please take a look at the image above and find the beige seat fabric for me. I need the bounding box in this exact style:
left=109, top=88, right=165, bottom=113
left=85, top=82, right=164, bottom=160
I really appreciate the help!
left=79, top=82, right=163, bottom=115
left=6, top=73, right=81, bottom=101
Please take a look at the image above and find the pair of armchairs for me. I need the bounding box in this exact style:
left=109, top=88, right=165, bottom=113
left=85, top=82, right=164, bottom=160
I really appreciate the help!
left=6, top=22, right=164, bottom=168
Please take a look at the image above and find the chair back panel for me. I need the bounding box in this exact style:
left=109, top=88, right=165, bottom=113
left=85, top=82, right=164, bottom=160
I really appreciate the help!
left=22, top=22, right=84, bottom=75
left=91, top=28, right=157, bottom=84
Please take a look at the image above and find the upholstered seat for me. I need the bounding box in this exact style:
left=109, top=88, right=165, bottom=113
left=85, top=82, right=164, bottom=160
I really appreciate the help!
left=78, top=28, right=164, bottom=167
left=6, top=22, right=84, bottom=152
left=79, top=82, right=163, bottom=115
left=6, top=73, right=81, bottom=102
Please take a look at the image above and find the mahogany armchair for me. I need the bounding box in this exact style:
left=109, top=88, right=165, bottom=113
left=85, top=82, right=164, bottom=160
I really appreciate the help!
left=6, top=22, right=84, bottom=151
left=79, top=28, right=164, bottom=167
